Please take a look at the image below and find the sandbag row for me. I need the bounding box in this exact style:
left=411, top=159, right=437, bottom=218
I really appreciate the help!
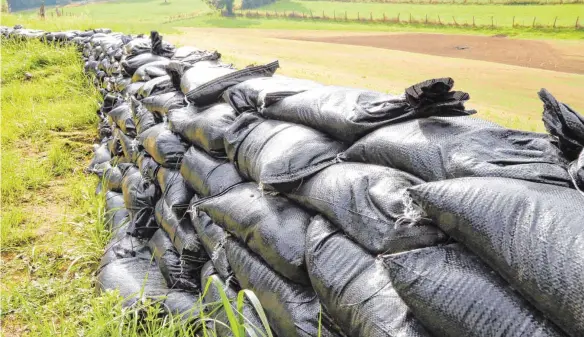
left=10, top=24, right=584, bottom=337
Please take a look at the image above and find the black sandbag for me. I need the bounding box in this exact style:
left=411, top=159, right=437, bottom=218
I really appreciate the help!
left=107, top=103, right=136, bottom=137
left=117, top=129, right=140, bottom=163
left=100, top=222, right=150, bottom=268
left=124, top=37, right=151, bottom=57
left=168, top=103, right=236, bottom=155
left=223, top=76, right=323, bottom=114
left=191, top=209, right=232, bottom=280
left=384, top=243, right=566, bottom=337
left=196, top=182, right=310, bottom=285
left=539, top=89, right=584, bottom=189
left=179, top=50, right=221, bottom=65
left=132, top=59, right=171, bottom=82
left=107, top=130, right=123, bottom=157
left=137, top=152, right=160, bottom=182
left=97, top=256, right=200, bottom=319
left=148, top=229, right=200, bottom=292
left=185, top=61, right=279, bottom=106
left=136, top=75, right=175, bottom=99
left=172, top=46, right=202, bottom=60
left=150, top=31, right=175, bottom=58
left=131, top=97, right=160, bottom=135
left=156, top=167, right=194, bottom=216
left=180, top=60, right=232, bottom=94
left=103, top=163, right=138, bottom=192
left=113, top=76, right=131, bottom=93
left=104, top=191, right=130, bottom=231
left=155, top=198, right=208, bottom=264
left=342, top=116, right=572, bottom=187
left=122, top=53, right=169, bottom=76
left=224, top=114, right=346, bottom=185
left=138, top=123, right=187, bottom=168
left=408, top=177, right=584, bottom=337
left=125, top=81, right=145, bottom=97
left=180, top=146, right=244, bottom=197
left=122, top=170, right=160, bottom=238
left=88, top=141, right=111, bottom=174
left=141, top=91, right=186, bottom=116
left=287, top=162, right=447, bottom=254
left=262, top=78, right=472, bottom=143
left=200, top=261, right=267, bottom=337
left=226, top=238, right=342, bottom=337
left=306, top=215, right=432, bottom=337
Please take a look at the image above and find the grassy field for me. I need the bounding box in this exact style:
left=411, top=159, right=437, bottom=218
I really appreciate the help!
left=0, top=39, right=275, bottom=337
left=258, top=0, right=584, bottom=27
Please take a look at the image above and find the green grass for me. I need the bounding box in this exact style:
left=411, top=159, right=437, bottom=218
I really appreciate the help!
left=0, top=39, right=275, bottom=336
left=258, top=0, right=584, bottom=27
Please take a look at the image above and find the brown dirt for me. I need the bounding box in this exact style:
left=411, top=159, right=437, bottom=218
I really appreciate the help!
left=284, top=33, right=584, bottom=74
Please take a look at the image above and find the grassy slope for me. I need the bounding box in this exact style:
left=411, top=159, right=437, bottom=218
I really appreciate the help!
left=0, top=38, right=273, bottom=337
left=259, top=0, right=584, bottom=27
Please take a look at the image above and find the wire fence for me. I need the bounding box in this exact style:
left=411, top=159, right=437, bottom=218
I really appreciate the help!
left=223, top=9, right=582, bottom=29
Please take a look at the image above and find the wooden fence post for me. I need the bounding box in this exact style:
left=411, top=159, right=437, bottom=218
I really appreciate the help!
left=438, top=14, right=441, bottom=24
left=345, top=11, right=347, bottom=20
left=425, top=14, right=428, bottom=24
left=453, top=16, right=457, bottom=25
left=533, top=16, right=536, bottom=27
left=322, top=10, right=325, bottom=18
left=397, top=13, right=400, bottom=22
left=553, top=16, right=557, bottom=28
left=576, top=16, right=580, bottom=28
left=472, top=16, right=475, bottom=27
left=384, top=13, right=386, bottom=21
left=512, top=16, right=515, bottom=27
left=358, top=12, right=360, bottom=20
left=310, top=10, right=313, bottom=19
left=371, top=12, right=373, bottom=21
left=409, top=13, right=412, bottom=23
left=491, top=16, right=494, bottom=28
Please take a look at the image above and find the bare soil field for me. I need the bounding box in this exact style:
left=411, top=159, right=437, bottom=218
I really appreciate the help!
left=170, top=28, right=584, bottom=131
left=286, top=33, right=584, bottom=74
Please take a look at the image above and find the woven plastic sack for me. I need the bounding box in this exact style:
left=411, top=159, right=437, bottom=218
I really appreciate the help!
left=225, top=114, right=346, bottom=185
left=136, top=76, right=175, bottom=99
left=104, top=191, right=130, bottom=231
left=409, top=177, right=584, bottom=337
left=107, top=103, right=136, bottom=137
left=121, top=170, right=160, bottom=238
left=103, top=163, right=138, bottom=192
left=343, top=116, right=572, bottom=187
left=148, top=229, right=200, bottom=292
left=384, top=243, right=566, bottom=337
left=117, top=129, right=139, bottom=163
left=287, top=163, right=447, bottom=254
left=226, top=238, right=343, bottom=337
left=137, top=152, right=160, bottom=182
left=191, top=208, right=232, bottom=281
left=223, top=75, right=322, bottom=114
left=262, top=78, right=473, bottom=143
left=168, top=103, right=237, bottom=155
left=88, top=141, right=111, bottom=174
left=195, top=182, right=310, bottom=285
left=182, top=61, right=279, bottom=106
left=132, top=59, right=171, bottom=82
left=141, top=92, right=185, bottom=116
left=121, top=53, right=169, bottom=76
left=138, top=123, right=187, bottom=168
left=154, top=199, right=208, bottom=265
left=180, top=146, right=243, bottom=197
left=131, top=97, right=160, bottom=135
left=156, top=167, right=194, bottom=216
left=306, top=215, right=432, bottom=337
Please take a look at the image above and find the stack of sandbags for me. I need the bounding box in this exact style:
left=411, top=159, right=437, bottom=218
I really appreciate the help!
left=12, top=24, right=584, bottom=337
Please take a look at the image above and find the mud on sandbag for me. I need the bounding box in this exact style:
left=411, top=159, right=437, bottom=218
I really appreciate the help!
left=155, top=198, right=208, bottom=264
left=262, top=77, right=472, bottom=143
left=223, top=75, right=323, bottom=114
left=342, top=116, right=572, bottom=187
left=103, top=163, right=138, bottom=192
left=138, top=123, right=187, bottom=168
left=288, top=162, right=447, bottom=254
left=156, top=167, right=194, bottom=216
left=104, top=190, right=130, bottom=232
left=184, top=61, right=279, bottom=106
left=137, top=152, right=160, bottom=182
left=168, top=103, right=236, bottom=155
left=225, top=238, right=343, bottom=337
left=306, top=216, right=432, bottom=337
left=191, top=209, right=232, bottom=281
left=131, top=97, right=160, bottom=135
left=148, top=229, right=200, bottom=292
left=384, top=243, right=566, bottom=337
left=181, top=146, right=244, bottom=197
left=225, top=114, right=346, bottom=186
left=195, top=182, right=310, bottom=285
left=132, top=59, right=171, bottom=82
left=136, top=76, right=175, bottom=99
left=200, top=261, right=268, bottom=337
left=409, top=177, right=584, bottom=337
left=141, top=91, right=185, bottom=117
left=122, top=170, right=160, bottom=238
